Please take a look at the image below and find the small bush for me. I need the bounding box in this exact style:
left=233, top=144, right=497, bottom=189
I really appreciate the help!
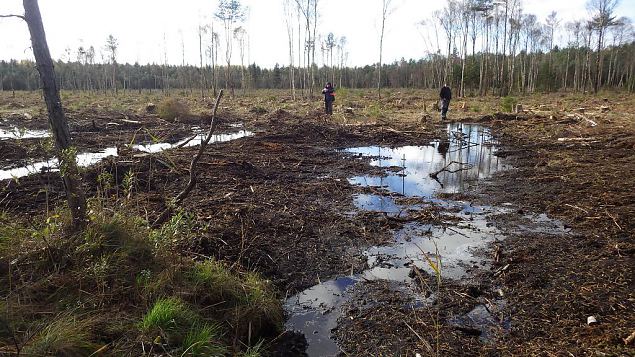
left=501, top=96, right=518, bottom=112
left=157, top=98, right=189, bottom=121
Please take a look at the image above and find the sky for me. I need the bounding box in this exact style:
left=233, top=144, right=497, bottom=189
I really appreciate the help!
left=1, top=0, right=633, bottom=68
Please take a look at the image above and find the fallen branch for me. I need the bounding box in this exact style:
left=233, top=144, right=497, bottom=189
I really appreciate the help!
left=153, top=90, right=224, bottom=226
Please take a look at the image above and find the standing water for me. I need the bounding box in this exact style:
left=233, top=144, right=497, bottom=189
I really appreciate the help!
left=0, top=129, right=253, bottom=181
left=284, top=123, right=508, bottom=356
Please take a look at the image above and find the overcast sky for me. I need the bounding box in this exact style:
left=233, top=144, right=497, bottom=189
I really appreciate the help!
left=1, top=0, right=633, bottom=68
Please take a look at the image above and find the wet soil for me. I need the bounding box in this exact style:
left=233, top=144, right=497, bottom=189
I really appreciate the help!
left=1, top=91, right=633, bottom=355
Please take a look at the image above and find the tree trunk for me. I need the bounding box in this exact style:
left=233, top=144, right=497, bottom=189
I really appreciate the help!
left=23, top=0, right=87, bottom=228
left=594, top=28, right=603, bottom=93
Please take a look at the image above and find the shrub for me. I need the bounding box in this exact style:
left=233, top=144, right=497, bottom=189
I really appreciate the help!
left=157, top=98, right=189, bottom=121
left=501, top=96, right=518, bottom=112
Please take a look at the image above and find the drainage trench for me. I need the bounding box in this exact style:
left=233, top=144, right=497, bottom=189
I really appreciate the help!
left=0, top=129, right=253, bottom=181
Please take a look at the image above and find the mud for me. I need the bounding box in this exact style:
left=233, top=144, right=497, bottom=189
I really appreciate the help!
left=1, top=91, right=633, bottom=356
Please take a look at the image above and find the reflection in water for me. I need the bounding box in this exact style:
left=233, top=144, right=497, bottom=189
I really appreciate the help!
left=285, top=123, right=509, bottom=356
left=0, top=148, right=118, bottom=181
left=347, top=123, right=504, bottom=201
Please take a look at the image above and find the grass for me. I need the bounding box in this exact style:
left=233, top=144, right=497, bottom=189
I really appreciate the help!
left=189, top=259, right=242, bottom=300
left=182, top=323, right=227, bottom=356
left=21, top=313, right=97, bottom=356
left=157, top=97, right=190, bottom=121
left=141, top=297, right=197, bottom=333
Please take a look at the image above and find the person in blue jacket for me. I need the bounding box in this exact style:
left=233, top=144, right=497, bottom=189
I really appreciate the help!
left=322, top=82, right=335, bottom=115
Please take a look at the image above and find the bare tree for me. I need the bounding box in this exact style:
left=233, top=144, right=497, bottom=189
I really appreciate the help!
left=105, top=34, right=118, bottom=94
left=283, top=0, right=297, bottom=99
left=1, top=0, right=87, bottom=227
left=337, top=36, right=347, bottom=88
left=587, top=0, right=620, bottom=93
left=377, top=0, right=393, bottom=99
left=234, top=26, right=247, bottom=93
left=325, top=32, right=336, bottom=84
left=215, top=0, right=246, bottom=94
left=199, top=24, right=209, bottom=98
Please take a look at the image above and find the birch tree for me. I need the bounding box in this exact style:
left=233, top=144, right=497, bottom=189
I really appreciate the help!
left=587, top=0, right=620, bottom=93
left=215, top=0, right=246, bottom=94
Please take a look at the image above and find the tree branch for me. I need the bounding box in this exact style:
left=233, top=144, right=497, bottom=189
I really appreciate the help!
left=153, top=89, right=225, bottom=227
left=0, top=14, right=26, bottom=21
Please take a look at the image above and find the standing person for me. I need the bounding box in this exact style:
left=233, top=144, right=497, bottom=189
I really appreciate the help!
left=322, top=82, right=335, bottom=115
left=439, top=84, right=452, bottom=120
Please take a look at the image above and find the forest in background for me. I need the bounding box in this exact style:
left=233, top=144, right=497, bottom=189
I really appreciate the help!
left=1, top=0, right=634, bottom=95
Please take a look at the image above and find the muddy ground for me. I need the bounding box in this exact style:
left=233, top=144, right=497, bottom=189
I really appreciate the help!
left=1, top=90, right=633, bottom=355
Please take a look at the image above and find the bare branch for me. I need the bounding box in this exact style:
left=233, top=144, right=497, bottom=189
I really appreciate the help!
left=153, top=89, right=225, bottom=227
left=0, top=14, right=26, bottom=21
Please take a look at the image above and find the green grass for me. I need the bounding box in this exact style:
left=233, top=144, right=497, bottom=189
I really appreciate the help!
left=189, top=259, right=241, bottom=298
left=141, top=297, right=197, bottom=333
left=366, top=104, right=384, bottom=118
left=238, top=272, right=284, bottom=331
left=240, top=340, right=264, bottom=357
left=182, top=323, right=227, bottom=356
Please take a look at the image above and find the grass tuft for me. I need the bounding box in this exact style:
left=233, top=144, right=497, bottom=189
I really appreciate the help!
left=22, top=313, right=97, bottom=356
left=157, top=97, right=189, bottom=121
left=189, top=259, right=241, bottom=300
left=141, top=297, right=197, bottom=334
left=181, top=323, right=227, bottom=356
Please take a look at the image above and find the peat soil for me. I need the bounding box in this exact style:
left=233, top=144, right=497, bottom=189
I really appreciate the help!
left=1, top=95, right=634, bottom=355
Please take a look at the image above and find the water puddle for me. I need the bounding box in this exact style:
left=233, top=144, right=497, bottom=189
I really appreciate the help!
left=284, top=123, right=569, bottom=356
left=0, top=130, right=253, bottom=181
left=133, top=130, right=252, bottom=153
left=0, top=127, right=49, bottom=140
left=347, top=123, right=504, bottom=199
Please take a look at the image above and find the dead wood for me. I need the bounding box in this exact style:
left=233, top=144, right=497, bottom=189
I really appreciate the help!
left=153, top=90, right=224, bottom=227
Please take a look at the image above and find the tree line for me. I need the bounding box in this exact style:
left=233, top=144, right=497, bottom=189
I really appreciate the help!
left=1, top=0, right=634, bottom=96
left=2, top=39, right=633, bottom=95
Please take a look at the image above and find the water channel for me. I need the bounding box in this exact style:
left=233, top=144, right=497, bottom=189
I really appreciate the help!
left=0, top=129, right=253, bottom=181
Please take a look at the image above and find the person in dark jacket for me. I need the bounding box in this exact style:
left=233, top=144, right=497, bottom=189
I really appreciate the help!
left=439, top=84, right=452, bottom=120
left=322, top=82, right=335, bottom=115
